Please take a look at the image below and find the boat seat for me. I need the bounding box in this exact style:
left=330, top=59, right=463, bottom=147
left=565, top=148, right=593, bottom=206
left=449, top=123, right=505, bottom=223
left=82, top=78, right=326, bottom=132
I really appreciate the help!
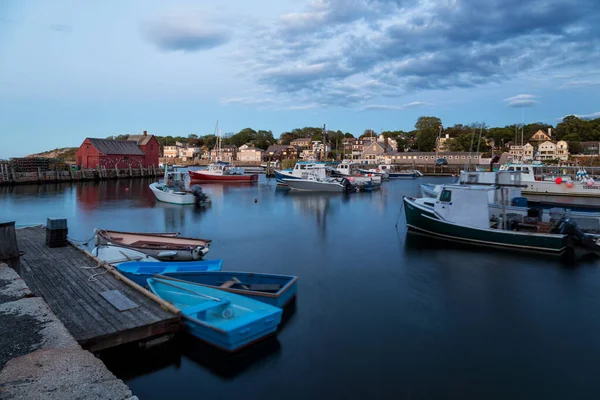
left=220, top=280, right=237, bottom=288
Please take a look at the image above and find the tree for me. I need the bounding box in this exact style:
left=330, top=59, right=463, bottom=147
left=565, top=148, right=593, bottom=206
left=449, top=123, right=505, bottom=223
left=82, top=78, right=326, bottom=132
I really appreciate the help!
left=188, top=134, right=198, bottom=139
left=359, top=129, right=377, bottom=139
left=344, top=132, right=355, bottom=138
left=255, top=130, right=276, bottom=150
left=569, top=141, right=583, bottom=155
left=414, top=116, right=442, bottom=151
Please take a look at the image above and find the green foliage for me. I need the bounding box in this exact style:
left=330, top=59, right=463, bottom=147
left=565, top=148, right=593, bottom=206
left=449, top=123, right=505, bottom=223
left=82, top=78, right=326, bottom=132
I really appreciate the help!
left=280, top=127, right=323, bottom=145
left=555, top=116, right=600, bottom=141
left=415, top=116, right=442, bottom=151
left=359, top=129, right=377, bottom=139
left=569, top=141, right=583, bottom=154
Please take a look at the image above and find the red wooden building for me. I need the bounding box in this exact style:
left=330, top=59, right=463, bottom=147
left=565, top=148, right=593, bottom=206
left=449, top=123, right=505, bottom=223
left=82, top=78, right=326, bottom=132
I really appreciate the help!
left=75, top=131, right=160, bottom=169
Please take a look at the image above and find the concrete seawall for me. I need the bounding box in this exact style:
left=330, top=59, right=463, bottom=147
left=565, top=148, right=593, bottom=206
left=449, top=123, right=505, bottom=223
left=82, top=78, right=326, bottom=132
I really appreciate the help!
left=0, top=263, right=136, bottom=400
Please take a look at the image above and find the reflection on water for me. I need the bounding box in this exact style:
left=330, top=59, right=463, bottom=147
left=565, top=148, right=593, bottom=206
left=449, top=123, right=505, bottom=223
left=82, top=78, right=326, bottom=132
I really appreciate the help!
left=152, top=201, right=210, bottom=232
left=6, top=176, right=600, bottom=399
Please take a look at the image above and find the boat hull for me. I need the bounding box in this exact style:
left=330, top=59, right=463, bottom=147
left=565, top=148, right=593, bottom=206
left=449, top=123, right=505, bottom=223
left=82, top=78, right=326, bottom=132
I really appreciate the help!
left=283, top=179, right=348, bottom=192
left=115, top=260, right=223, bottom=287
left=390, top=172, right=417, bottom=179
left=159, top=271, right=298, bottom=308
left=403, top=197, right=568, bottom=253
left=149, top=183, right=196, bottom=205
left=95, top=230, right=211, bottom=261
left=147, top=278, right=282, bottom=352
left=189, top=170, right=258, bottom=183
left=91, top=245, right=159, bottom=264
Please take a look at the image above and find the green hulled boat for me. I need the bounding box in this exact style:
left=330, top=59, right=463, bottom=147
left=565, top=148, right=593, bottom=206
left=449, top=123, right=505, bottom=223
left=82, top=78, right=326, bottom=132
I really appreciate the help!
left=403, top=185, right=569, bottom=254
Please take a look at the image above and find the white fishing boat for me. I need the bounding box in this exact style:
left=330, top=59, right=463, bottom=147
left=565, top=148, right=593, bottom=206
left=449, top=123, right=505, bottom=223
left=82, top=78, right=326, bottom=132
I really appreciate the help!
left=332, top=161, right=383, bottom=185
left=149, top=166, right=211, bottom=205
left=460, top=162, right=600, bottom=198
left=283, top=173, right=356, bottom=192
left=274, top=161, right=329, bottom=185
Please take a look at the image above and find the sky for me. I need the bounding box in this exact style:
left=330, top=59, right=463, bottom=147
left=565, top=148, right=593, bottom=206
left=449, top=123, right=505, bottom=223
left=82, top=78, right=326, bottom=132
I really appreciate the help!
left=0, top=0, right=599, bottom=158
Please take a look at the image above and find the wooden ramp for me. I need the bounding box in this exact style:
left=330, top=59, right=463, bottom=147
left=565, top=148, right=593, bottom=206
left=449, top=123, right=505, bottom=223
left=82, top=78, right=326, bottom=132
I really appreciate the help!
left=15, top=226, right=182, bottom=352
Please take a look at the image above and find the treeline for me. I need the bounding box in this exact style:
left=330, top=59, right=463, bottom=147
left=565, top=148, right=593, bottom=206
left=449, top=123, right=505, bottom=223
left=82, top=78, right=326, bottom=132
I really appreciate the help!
left=106, top=115, right=600, bottom=154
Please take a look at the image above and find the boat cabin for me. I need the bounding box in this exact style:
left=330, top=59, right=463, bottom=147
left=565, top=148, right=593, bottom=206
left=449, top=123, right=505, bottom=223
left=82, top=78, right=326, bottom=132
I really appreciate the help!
left=433, top=185, right=492, bottom=229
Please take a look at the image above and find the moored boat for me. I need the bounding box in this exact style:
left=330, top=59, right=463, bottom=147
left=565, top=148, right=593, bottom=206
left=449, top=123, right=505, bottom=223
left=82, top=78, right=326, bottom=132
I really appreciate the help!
left=189, top=162, right=258, bottom=183
left=283, top=173, right=356, bottom=192
left=157, top=271, right=298, bottom=308
left=114, top=260, right=223, bottom=287
left=149, top=166, right=211, bottom=206
left=147, top=277, right=283, bottom=352
left=274, top=161, right=329, bottom=185
left=94, top=229, right=211, bottom=261
left=403, top=184, right=600, bottom=256
left=91, top=245, right=159, bottom=264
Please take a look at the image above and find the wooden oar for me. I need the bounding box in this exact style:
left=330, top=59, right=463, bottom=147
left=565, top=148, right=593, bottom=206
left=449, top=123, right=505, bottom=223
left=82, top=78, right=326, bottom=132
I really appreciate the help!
left=232, top=276, right=249, bottom=290
left=153, top=275, right=223, bottom=302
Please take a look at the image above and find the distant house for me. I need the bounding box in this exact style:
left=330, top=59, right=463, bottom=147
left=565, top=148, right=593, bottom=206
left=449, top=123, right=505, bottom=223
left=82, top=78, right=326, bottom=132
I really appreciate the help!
left=536, top=141, right=557, bottom=161
left=556, top=140, right=569, bottom=161
left=264, top=145, right=297, bottom=160
left=210, top=145, right=237, bottom=163
left=237, top=144, right=264, bottom=162
left=290, top=137, right=313, bottom=148
left=163, top=146, right=180, bottom=158
left=530, top=129, right=552, bottom=142
left=362, top=141, right=387, bottom=161
left=75, top=131, right=159, bottom=169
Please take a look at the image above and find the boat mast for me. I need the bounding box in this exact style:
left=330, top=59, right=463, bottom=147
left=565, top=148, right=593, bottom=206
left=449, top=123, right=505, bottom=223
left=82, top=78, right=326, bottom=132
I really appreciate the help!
left=323, top=123, right=327, bottom=161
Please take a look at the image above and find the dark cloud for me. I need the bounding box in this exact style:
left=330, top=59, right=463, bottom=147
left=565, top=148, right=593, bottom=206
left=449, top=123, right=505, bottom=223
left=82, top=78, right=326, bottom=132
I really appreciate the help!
left=247, top=0, right=600, bottom=107
left=142, top=19, right=230, bottom=52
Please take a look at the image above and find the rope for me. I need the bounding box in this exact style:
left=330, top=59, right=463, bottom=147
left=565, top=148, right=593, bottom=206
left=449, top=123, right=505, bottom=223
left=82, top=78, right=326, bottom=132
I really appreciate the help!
left=80, top=260, right=110, bottom=282
left=395, top=198, right=405, bottom=228
left=67, top=234, right=96, bottom=245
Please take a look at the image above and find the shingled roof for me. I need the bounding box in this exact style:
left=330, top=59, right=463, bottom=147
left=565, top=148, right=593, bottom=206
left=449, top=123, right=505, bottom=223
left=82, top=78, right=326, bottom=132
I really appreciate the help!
left=87, top=138, right=145, bottom=155
left=127, top=134, right=154, bottom=146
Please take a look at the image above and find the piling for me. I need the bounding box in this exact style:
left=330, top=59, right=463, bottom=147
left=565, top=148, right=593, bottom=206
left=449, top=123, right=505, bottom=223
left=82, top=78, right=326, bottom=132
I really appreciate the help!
left=0, top=221, right=21, bottom=270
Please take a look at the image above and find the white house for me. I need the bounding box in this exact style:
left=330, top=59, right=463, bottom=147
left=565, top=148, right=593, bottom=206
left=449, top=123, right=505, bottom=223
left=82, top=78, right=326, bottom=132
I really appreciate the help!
left=536, top=141, right=557, bottom=161
left=163, top=145, right=181, bottom=158
left=237, top=144, right=264, bottom=162
left=523, top=143, right=534, bottom=160
left=556, top=140, right=569, bottom=161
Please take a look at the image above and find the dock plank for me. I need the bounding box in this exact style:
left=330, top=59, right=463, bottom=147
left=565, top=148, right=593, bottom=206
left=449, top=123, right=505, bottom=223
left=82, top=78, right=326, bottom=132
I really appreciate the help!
left=15, top=226, right=182, bottom=351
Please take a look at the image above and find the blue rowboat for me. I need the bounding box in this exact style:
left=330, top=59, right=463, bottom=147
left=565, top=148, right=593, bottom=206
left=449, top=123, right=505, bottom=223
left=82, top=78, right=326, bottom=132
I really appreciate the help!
left=115, top=260, right=223, bottom=287
left=147, top=277, right=282, bottom=352
left=157, top=271, right=298, bottom=308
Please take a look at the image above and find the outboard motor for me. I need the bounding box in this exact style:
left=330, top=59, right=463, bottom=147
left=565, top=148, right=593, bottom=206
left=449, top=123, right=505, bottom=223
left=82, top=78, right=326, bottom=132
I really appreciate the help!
left=556, top=217, right=599, bottom=250
left=341, top=178, right=356, bottom=193
left=190, top=184, right=209, bottom=205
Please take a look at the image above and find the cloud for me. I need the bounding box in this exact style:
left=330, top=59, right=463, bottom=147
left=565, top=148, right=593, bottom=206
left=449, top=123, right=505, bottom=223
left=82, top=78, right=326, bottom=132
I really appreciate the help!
left=237, top=0, right=600, bottom=107
left=504, top=94, right=538, bottom=108
left=142, top=14, right=230, bottom=52
left=560, top=80, right=600, bottom=88
left=359, top=101, right=427, bottom=111
left=558, top=111, right=600, bottom=120
left=221, top=97, right=272, bottom=105
left=49, top=24, right=71, bottom=33
left=281, top=103, right=320, bottom=110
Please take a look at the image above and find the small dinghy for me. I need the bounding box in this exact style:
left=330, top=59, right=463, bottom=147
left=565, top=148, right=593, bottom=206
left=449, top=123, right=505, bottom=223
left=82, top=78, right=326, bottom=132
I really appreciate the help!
left=158, top=271, right=298, bottom=308
left=115, top=260, right=223, bottom=287
left=94, top=229, right=211, bottom=261
left=91, top=245, right=159, bottom=264
left=147, top=276, right=282, bottom=352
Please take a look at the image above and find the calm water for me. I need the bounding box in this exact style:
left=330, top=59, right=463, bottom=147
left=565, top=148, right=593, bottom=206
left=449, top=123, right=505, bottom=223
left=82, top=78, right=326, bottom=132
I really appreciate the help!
left=2, top=177, right=600, bottom=399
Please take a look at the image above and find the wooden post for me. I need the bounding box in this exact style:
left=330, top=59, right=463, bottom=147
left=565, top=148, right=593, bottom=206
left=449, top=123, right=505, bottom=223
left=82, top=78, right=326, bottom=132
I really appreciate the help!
left=38, top=167, right=43, bottom=183
left=115, top=165, right=119, bottom=178
left=139, top=163, right=144, bottom=177
left=10, top=167, right=17, bottom=182
left=69, top=166, right=74, bottom=181
left=96, top=165, right=101, bottom=180
left=129, top=164, right=133, bottom=177
left=0, top=221, right=21, bottom=270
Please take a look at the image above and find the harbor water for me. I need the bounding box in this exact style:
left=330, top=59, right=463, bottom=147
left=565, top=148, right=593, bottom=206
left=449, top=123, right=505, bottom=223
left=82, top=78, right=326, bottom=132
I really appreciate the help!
left=2, top=176, right=600, bottom=399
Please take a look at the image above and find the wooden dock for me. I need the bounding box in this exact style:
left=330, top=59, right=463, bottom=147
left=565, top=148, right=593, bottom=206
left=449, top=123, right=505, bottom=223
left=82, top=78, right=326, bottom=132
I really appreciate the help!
left=15, top=226, right=182, bottom=352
